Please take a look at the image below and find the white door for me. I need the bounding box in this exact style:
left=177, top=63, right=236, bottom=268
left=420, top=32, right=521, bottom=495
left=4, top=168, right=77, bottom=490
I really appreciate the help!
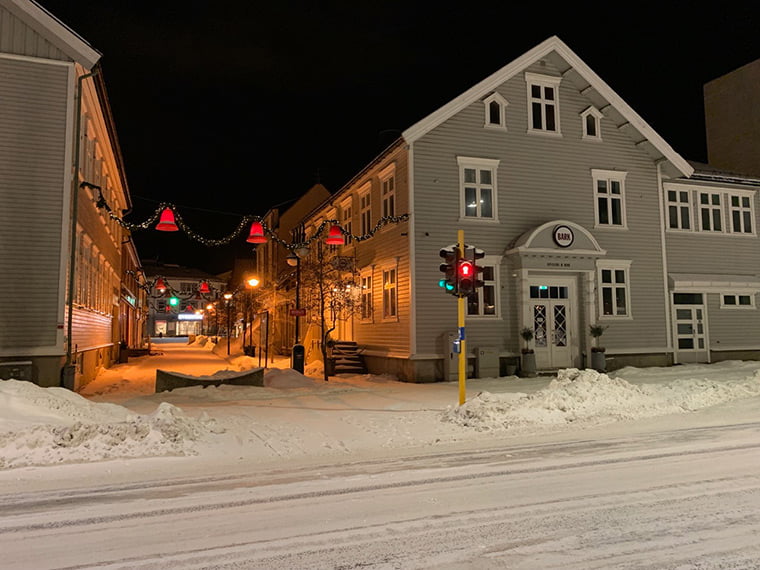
left=529, top=282, right=575, bottom=369
left=672, top=293, right=709, bottom=363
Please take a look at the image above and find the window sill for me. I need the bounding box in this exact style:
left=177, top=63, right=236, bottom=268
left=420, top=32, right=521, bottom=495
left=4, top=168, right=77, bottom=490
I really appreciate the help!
left=599, top=315, right=633, bottom=321
left=458, top=216, right=501, bottom=224
left=593, top=223, right=628, bottom=230
left=526, top=129, right=562, bottom=138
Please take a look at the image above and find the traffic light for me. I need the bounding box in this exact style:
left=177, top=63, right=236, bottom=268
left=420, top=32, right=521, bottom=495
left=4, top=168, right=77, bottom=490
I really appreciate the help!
left=168, top=296, right=179, bottom=307
left=457, top=258, right=475, bottom=295
left=439, top=246, right=458, bottom=295
left=469, top=246, right=486, bottom=290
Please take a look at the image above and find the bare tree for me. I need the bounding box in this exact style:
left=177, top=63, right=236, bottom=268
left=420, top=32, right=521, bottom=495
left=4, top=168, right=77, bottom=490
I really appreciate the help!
left=297, top=243, right=361, bottom=382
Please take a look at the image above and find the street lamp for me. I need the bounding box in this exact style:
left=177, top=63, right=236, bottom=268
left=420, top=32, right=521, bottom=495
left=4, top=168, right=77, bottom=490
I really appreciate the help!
left=223, top=292, right=233, bottom=355
left=287, top=250, right=306, bottom=373
left=243, top=276, right=260, bottom=354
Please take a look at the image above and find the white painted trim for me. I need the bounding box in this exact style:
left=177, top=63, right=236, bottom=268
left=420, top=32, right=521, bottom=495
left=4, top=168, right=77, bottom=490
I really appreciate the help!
left=505, top=218, right=606, bottom=254
left=719, top=292, right=756, bottom=309
left=606, top=347, right=672, bottom=355
left=483, top=92, right=508, bottom=130
left=592, top=169, right=628, bottom=229
left=525, top=72, right=562, bottom=135
left=596, top=259, right=633, bottom=319
left=1, top=0, right=101, bottom=68
left=710, top=345, right=760, bottom=352
left=457, top=156, right=500, bottom=222
left=657, top=163, right=674, bottom=352
left=581, top=106, right=603, bottom=141
left=401, top=36, right=693, bottom=177
left=0, top=51, right=72, bottom=66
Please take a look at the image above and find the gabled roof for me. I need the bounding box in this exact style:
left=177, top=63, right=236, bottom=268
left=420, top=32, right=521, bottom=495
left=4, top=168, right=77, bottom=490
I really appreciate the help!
left=0, top=0, right=101, bottom=68
left=402, top=36, right=693, bottom=179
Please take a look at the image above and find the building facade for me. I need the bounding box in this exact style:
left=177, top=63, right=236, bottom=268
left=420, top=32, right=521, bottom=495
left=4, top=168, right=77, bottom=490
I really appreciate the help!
left=293, top=36, right=760, bottom=381
left=142, top=262, right=227, bottom=338
left=0, top=0, right=145, bottom=389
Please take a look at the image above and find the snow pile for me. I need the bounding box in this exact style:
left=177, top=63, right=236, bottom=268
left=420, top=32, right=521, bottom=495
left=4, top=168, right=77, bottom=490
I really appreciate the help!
left=0, top=380, right=221, bottom=469
left=189, top=335, right=217, bottom=350
left=264, top=367, right=320, bottom=388
left=442, top=367, right=760, bottom=431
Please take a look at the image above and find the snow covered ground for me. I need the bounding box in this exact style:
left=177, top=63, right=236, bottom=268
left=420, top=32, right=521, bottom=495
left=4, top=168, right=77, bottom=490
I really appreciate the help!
left=2, top=337, right=760, bottom=471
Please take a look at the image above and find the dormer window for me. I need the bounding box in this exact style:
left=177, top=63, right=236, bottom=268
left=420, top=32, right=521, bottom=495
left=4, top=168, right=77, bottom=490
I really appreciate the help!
left=581, top=106, right=603, bottom=141
left=483, top=92, right=508, bottom=130
left=525, top=72, right=561, bottom=135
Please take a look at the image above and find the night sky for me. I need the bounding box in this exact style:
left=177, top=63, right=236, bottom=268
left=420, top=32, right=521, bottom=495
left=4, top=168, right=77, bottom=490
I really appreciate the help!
left=38, top=1, right=760, bottom=274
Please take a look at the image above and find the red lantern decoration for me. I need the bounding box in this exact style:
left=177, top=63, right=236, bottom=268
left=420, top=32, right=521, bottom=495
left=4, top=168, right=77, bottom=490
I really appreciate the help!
left=246, top=221, right=267, bottom=244
left=198, top=281, right=211, bottom=294
left=155, top=277, right=167, bottom=292
left=155, top=208, right=179, bottom=231
left=325, top=224, right=345, bottom=245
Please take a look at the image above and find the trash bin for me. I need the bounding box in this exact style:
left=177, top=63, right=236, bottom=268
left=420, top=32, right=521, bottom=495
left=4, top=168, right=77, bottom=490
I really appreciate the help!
left=291, top=343, right=305, bottom=374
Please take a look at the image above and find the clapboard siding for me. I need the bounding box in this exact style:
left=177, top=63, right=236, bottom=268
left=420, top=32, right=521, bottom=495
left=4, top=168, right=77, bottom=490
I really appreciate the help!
left=706, top=293, right=760, bottom=347
left=0, top=56, right=70, bottom=350
left=350, top=145, right=412, bottom=356
left=69, top=308, right=113, bottom=351
left=412, top=58, right=668, bottom=356
left=0, top=4, right=71, bottom=62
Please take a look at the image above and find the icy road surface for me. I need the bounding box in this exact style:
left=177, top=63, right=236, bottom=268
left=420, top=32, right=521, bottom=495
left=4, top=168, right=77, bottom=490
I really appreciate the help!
left=2, top=421, right=759, bottom=569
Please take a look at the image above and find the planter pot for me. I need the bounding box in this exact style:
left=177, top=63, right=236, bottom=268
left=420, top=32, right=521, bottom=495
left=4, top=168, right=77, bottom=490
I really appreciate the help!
left=591, top=351, right=606, bottom=372
left=520, top=352, right=537, bottom=377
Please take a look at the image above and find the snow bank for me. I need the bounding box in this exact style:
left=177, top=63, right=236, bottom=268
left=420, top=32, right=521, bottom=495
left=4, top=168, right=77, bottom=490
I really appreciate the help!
left=442, top=367, right=760, bottom=431
left=0, top=380, right=222, bottom=469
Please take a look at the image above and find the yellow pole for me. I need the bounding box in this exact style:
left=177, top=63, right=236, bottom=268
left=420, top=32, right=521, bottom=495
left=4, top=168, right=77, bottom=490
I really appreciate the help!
left=457, top=229, right=466, bottom=406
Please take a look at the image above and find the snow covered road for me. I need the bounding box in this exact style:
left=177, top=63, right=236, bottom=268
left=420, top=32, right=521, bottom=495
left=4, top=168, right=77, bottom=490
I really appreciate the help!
left=2, top=421, right=759, bottom=569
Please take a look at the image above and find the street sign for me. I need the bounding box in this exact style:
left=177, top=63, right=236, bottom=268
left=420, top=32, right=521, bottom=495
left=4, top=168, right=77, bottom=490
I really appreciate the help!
left=290, top=308, right=306, bottom=316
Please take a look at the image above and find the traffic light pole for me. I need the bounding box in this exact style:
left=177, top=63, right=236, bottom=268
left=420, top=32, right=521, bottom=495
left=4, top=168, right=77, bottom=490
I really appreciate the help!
left=457, top=229, right=466, bottom=406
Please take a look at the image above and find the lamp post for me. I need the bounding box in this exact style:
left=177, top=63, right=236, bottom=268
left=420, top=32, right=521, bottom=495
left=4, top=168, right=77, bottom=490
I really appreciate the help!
left=244, top=277, right=260, bottom=354
left=223, top=292, right=233, bottom=355
left=287, top=249, right=308, bottom=373
left=286, top=252, right=302, bottom=344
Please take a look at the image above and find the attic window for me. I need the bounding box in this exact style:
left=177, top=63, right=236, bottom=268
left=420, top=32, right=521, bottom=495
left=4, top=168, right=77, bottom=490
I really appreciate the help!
left=483, top=93, right=508, bottom=130
left=525, top=72, right=561, bottom=136
left=581, top=106, right=603, bottom=141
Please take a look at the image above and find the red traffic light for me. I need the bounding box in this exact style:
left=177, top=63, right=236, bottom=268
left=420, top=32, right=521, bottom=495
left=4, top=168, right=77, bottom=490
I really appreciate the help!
left=458, top=260, right=474, bottom=277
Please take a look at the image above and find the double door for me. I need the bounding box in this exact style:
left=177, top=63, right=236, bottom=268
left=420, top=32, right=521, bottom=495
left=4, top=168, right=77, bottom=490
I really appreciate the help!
left=672, top=293, right=709, bottom=363
left=529, top=279, right=576, bottom=369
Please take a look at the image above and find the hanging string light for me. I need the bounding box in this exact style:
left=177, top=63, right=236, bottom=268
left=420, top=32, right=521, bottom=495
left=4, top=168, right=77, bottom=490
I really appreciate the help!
left=96, top=197, right=409, bottom=250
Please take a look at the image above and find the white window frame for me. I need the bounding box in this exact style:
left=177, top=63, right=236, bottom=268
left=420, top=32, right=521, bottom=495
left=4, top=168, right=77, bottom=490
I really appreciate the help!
left=580, top=106, right=603, bottom=141
left=483, top=92, right=508, bottom=130
left=360, top=269, right=373, bottom=321
left=729, top=192, right=754, bottom=234
left=592, top=169, right=628, bottom=229
left=359, top=182, right=372, bottom=235
left=665, top=186, right=694, bottom=231
left=720, top=293, right=756, bottom=309
left=382, top=266, right=398, bottom=320
left=379, top=163, right=396, bottom=219
left=698, top=191, right=724, bottom=233
left=597, top=260, right=633, bottom=320
left=664, top=184, right=756, bottom=236
left=465, top=255, right=500, bottom=318
left=525, top=72, right=562, bottom=136
left=457, top=156, right=500, bottom=222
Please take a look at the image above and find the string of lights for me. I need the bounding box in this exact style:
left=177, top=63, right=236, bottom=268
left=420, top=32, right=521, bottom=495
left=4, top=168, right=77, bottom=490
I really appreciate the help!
left=93, top=187, right=409, bottom=250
